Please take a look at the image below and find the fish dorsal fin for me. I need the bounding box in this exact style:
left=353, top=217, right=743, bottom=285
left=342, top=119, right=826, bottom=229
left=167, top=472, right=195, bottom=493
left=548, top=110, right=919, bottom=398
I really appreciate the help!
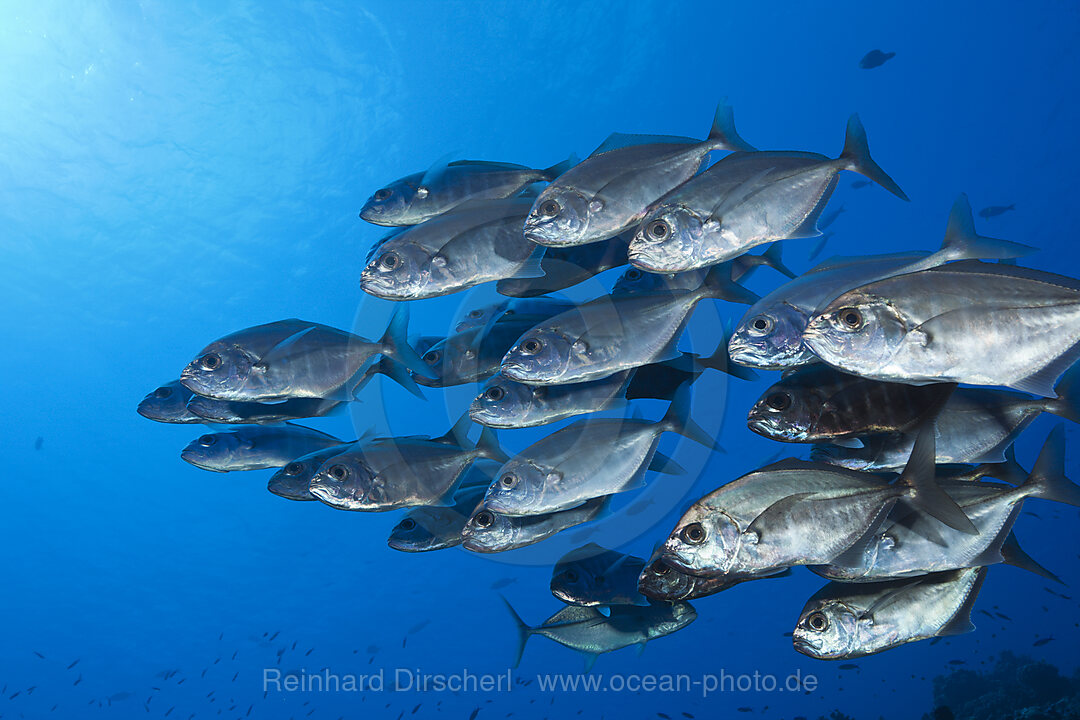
left=256, top=326, right=318, bottom=369
left=590, top=132, right=698, bottom=157
left=937, top=568, right=988, bottom=637
left=933, top=194, right=1035, bottom=265
left=543, top=605, right=604, bottom=626
left=418, top=151, right=460, bottom=189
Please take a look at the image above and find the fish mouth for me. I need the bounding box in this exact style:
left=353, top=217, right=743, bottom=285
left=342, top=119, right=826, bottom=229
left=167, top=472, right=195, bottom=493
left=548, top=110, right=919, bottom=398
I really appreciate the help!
left=499, top=359, right=533, bottom=382
left=179, top=452, right=226, bottom=473
left=746, top=414, right=791, bottom=441
left=461, top=536, right=495, bottom=553
left=792, top=637, right=820, bottom=656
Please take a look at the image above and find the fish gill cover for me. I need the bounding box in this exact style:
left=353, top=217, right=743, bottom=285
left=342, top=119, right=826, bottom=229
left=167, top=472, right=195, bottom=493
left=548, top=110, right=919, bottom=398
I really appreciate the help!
left=4, top=1, right=1080, bottom=719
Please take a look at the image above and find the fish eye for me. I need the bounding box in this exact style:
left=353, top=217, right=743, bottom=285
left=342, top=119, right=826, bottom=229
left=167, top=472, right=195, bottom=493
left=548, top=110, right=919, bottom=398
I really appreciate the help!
left=500, top=474, right=517, bottom=488
left=484, top=386, right=505, bottom=401
left=564, top=570, right=578, bottom=582
left=765, top=393, right=791, bottom=411
left=474, top=510, right=495, bottom=528
left=415, top=186, right=429, bottom=199
left=649, top=560, right=670, bottom=576
left=197, top=434, right=217, bottom=447
left=646, top=219, right=670, bottom=241
left=521, top=338, right=543, bottom=355
left=807, top=611, right=829, bottom=632
left=750, top=316, right=773, bottom=334
left=468, top=309, right=483, bottom=318
left=284, top=462, right=305, bottom=476
left=838, top=307, right=863, bottom=330
left=625, top=268, right=642, bottom=281
left=423, top=350, right=441, bottom=365
left=540, top=200, right=560, bottom=217
left=328, top=465, right=349, bottom=481
left=380, top=252, right=401, bottom=270
left=399, top=518, right=416, bottom=531
left=681, top=522, right=706, bottom=545
left=199, top=353, right=222, bottom=370
left=153, top=386, right=173, bottom=399
left=373, top=188, right=392, bottom=201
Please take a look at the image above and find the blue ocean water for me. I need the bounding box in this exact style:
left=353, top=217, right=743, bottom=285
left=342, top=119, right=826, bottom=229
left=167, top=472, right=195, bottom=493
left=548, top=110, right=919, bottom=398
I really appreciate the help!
left=4, top=1, right=1080, bottom=718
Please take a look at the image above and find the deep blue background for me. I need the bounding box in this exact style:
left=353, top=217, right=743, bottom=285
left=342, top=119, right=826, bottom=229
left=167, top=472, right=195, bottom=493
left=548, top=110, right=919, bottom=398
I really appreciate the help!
left=3, top=1, right=1079, bottom=717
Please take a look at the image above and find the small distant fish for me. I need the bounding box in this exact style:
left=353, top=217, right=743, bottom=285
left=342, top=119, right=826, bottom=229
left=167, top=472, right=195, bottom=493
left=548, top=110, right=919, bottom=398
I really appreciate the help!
left=839, top=663, right=859, bottom=670
left=33, top=651, right=45, bottom=659
left=34, top=436, right=43, bottom=450
left=683, top=714, right=695, bottom=719
left=859, top=49, right=896, bottom=69
left=269, top=631, right=279, bottom=641
left=658, top=714, right=671, bottom=719
left=1033, top=637, right=1054, bottom=646
left=490, top=578, right=517, bottom=590
left=978, top=204, right=1015, bottom=219
left=737, top=709, right=753, bottom=714
left=408, top=619, right=431, bottom=635
left=67, top=659, right=80, bottom=669
left=851, top=179, right=872, bottom=189
left=74, top=674, right=82, bottom=686
left=995, top=612, right=1012, bottom=621
left=470, top=709, right=480, bottom=720
left=818, top=205, right=846, bottom=231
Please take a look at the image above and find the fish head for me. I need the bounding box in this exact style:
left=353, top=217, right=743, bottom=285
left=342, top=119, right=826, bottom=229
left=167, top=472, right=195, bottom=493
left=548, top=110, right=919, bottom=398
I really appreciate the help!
left=180, top=341, right=263, bottom=402
left=414, top=331, right=484, bottom=388
left=746, top=382, right=821, bottom=442
left=361, top=243, right=435, bottom=300
left=627, top=205, right=709, bottom=273
left=469, top=376, right=536, bottom=427
left=523, top=187, right=591, bottom=246
left=481, top=459, right=553, bottom=515
left=388, top=508, right=456, bottom=552
left=728, top=303, right=814, bottom=369
left=500, top=327, right=579, bottom=384
left=184, top=394, right=242, bottom=423
left=550, top=563, right=594, bottom=604
left=612, top=265, right=666, bottom=296
left=359, top=176, right=418, bottom=226
left=803, top=291, right=906, bottom=376
left=267, top=458, right=318, bottom=500
left=181, top=431, right=244, bottom=471
left=661, top=506, right=741, bottom=576
left=137, top=381, right=196, bottom=422
left=455, top=301, right=507, bottom=333
left=637, top=557, right=696, bottom=602
left=308, top=454, right=378, bottom=509
left=792, top=600, right=861, bottom=660
left=461, top=505, right=514, bottom=552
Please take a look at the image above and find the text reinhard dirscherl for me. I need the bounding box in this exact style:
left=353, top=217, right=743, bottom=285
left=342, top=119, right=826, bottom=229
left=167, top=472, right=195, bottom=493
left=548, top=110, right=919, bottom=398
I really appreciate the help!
left=263, top=668, right=819, bottom=698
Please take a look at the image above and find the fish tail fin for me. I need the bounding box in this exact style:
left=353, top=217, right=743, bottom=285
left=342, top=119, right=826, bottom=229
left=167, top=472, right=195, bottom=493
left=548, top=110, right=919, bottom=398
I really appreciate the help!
left=939, top=194, right=1036, bottom=261
left=540, top=153, right=579, bottom=181
left=1022, top=424, right=1080, bottom=507
left=379, top=305, right=434, bottom=379
left=839, top=114, right=909, bottom=201
left=500, top=595, right=532, bottom=669
left=662, top=382, right=724, bottom=453
left=707, top=99, right=756, bottom=152
left=980, top=445, right=1029, bottom=485
left=701, top=264, right=760, bottom=305
left=761, top=242, right=796, bottom=278
left=898, top=422, right=978, bottom=535
left=365, top=357, right=426, bottom=400
left=699, top=326, right=759, bottom=382
left=1045, top=361, right=1080, bottom=425
left=1001, top=531, right=1063, bottom=584
left=476, top=426, right=509, bottom=463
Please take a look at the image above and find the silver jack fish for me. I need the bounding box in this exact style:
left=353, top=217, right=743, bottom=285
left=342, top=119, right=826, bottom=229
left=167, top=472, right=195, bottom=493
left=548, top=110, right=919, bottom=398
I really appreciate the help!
left=361, top=197, right=545, bottom=301
left=793, top=568, right=986, bottom=660
left=267, top=443, right=354, bottom=501
left=181, top=424, right=344, bottom=473
left=360, top=155, right=576, bottom=227
left=628, top=114, right=908, bottom=273
left=137, top=381, right=201, bottom=424
left=496, top=235, right=631, bottom=298
left=661, top=425, right=975, bottom=579
left=524, top=102, right=753, bottom=247
left=461, top=497, right=607, bottom=554
left=728, top=195, right=1034, bottom=370
left=804, top=259, right=1080, bottom=397
left=309, top=417, right=506, bottom=512
left=179, top=309, right=427, bottom=402
left=500, top=265, right=757, bottom=385
left=502, top=596, right=696, bottom=671
left=386, top=464, right=496, bottom=553
left=482, top=387, right=718, bottom=516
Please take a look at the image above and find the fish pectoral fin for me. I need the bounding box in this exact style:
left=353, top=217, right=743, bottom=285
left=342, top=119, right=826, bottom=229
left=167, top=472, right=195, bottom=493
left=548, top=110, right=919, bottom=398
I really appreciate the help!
left=830, top=437, right=865, bottom=449
left=744, top=492, right=819, bottom=541
left=860, top=578, right=927, bottom=623
left=258, top=326, right=318, bottom=368
left=635, top=640, right=647, bottom=657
